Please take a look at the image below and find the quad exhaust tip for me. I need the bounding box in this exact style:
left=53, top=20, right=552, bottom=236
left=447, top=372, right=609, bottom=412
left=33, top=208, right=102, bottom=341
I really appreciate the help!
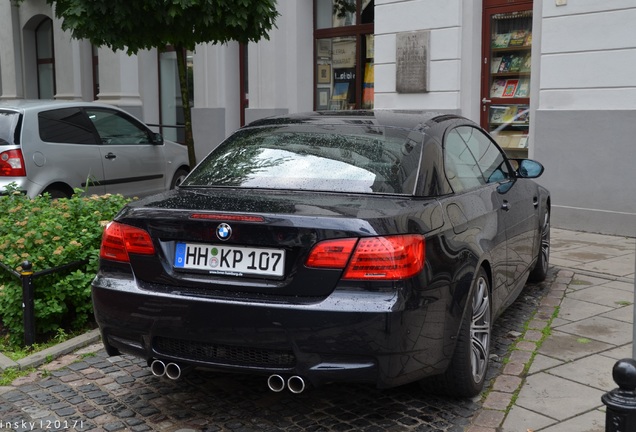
left=152, top=362, right=304, bottom=391
left=267, top=374, right=306, bottom=394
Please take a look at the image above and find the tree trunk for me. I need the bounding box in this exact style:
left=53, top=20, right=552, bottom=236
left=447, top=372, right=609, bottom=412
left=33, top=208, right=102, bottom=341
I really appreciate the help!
left=175, top=45, right=196, bottom=168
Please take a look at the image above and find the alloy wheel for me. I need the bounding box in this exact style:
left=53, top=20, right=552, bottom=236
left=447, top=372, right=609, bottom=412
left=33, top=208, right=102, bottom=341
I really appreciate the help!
left=539, top=212, right=551, bottom=270
left=470, top=276, right=491, bottom=383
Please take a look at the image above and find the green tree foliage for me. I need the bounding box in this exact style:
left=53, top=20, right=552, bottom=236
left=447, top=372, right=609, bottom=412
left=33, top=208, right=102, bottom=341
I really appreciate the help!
left=45, top=0, right=280, bottom=167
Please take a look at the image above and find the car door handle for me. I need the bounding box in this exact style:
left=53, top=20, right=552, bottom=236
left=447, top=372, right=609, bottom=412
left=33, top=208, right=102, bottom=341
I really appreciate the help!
left=533, top=197, right=539, bottom=208
left=104, top=152, right=117, bottom=160
left=502, top=201, right=510, bottom=211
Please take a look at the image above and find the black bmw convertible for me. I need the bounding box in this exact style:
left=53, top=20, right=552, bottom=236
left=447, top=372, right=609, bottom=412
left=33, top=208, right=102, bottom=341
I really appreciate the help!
left=92, top=110, right=550, bottom=397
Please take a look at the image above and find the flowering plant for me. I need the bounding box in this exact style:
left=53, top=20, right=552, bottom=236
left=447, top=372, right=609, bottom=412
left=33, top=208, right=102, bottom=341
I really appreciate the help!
left=0, top=185, right=131, bottom=345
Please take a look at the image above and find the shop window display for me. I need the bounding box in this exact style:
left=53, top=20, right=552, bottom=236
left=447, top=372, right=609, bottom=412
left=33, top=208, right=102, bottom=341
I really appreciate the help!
left=314, top=0, right=374, bottom=111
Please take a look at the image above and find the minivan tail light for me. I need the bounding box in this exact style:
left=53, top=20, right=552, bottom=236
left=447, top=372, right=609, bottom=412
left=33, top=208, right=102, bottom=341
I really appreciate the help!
left=100, top=221, right=155, bottom=262
left=305, top=235, right=425, bottom=280
left=0, top=149, right=26, bottom=177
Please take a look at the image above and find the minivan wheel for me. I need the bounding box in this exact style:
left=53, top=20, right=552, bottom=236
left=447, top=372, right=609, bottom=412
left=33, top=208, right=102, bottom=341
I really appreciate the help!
left=421, top=268, right=491, bottom=397
left=170, top=168, right=189, bottom=189
left=43, top=187, right=71, bottom=199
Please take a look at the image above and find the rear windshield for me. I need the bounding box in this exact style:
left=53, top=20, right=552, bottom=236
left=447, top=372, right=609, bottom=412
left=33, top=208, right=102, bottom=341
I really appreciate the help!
left=0, top=111, right=21, bottom=146
left=183, top=124, right=425, bottom=195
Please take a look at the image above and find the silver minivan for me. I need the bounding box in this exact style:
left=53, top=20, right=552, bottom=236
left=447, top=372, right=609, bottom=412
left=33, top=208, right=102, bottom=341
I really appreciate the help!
left=0, top=100, right=190, bottom=198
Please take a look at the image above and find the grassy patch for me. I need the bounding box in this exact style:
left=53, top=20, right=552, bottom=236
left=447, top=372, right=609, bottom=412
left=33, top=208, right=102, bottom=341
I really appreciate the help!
left=0, top=327, right=88, bottom=361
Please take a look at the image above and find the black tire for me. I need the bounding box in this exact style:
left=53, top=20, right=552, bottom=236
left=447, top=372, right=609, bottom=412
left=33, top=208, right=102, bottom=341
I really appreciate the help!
left=529, top=210, right=550, bottom=283
left=422, top=268, right=491, bottom=397
left=43, top=188, right=71, bottom=199
left=170, top=168, right=189, bottom=189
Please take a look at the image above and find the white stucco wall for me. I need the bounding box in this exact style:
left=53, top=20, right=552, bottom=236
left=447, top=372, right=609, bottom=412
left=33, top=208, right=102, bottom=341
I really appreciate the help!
left=539, top=1, right=636, bottom=110
left=374, top=0, right=467, bottom=112
left=246, top=0, right=313, bottom=120
left=534, top=0, right=636, bottom=236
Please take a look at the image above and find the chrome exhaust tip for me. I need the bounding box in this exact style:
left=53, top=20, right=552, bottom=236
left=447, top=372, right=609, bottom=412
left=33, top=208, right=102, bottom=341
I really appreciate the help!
left=287, top=375, right=306, bottom=394
left=150, top=359, right=166, bottom=377
left=267, top=374, right=286, bottom=392
left=165, top=362, right=182, bottom=380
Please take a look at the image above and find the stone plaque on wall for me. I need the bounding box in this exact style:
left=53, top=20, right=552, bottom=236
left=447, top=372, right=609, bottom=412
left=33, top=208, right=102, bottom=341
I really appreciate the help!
left=396, top=31, right=430, bottom=93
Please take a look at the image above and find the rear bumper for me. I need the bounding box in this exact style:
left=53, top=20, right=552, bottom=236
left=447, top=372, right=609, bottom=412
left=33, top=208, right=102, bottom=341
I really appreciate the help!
left=0, top=178, right=30, bottom=196
left=91, top=274, right=456, bottom=389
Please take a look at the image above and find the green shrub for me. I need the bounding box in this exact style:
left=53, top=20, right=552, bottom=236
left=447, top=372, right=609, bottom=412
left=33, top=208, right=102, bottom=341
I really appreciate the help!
left=0, top=185, right=131, bottom=346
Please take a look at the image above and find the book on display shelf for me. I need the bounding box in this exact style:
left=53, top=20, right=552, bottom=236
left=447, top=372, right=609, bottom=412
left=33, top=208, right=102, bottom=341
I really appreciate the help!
left=521, top=53, right=532, bottom=72
left=514, top=78, right=530, bottom=98
left=509, top=30, right=527, bottom=46
left=515, top=106, right=529, bottom=123
left=490, top=79, right=507, bottom=98
left=502, top=79, right=519, bottom=98
left=492, top=33, right=511, bottom=48
left=491, top=57, right=503, bottom=73
left=332, top=82, right=349, bottom=101
left=524, top=32, right=533, bottom=46
left=498, top=54, right=512, bottom=73
left=490, top=106, right=507, bottom=124
left=508, top=55, right=522, bottom=72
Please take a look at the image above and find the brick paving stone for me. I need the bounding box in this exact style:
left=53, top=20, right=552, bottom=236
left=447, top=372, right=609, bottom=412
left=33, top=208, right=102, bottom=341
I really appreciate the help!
left=465, top=427, right=496, bottom=432
left=515, top=341, right=537, bottom=351
left=503, top=361, right=525, bottom=376
left=524, top=329, right=544, bottom=342
left=492, top=375, right=522, bottom=393
left=473, top=410, right=506, bottom=428
left=508, top=350, right=532, bottom=364
left=482, top=391, right=512, bottom=411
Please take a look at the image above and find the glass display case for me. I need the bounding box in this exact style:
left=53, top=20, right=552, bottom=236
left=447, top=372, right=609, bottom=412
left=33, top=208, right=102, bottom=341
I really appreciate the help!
left=482, top=7, right=532, bottom=157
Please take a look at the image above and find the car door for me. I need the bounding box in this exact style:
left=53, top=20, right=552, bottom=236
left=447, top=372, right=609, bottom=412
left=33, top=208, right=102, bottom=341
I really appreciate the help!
left=85, top=108, right=166, bottom=197
left=34, top=107, right=106, bottom=195
left=455, top=126, right=538, bottom=295
left=442, top=128, right=508, bottom=302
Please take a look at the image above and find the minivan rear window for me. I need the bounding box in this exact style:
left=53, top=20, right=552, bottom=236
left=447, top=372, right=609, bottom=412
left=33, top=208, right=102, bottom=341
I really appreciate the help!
left=0, top=111, right=21, bottom=146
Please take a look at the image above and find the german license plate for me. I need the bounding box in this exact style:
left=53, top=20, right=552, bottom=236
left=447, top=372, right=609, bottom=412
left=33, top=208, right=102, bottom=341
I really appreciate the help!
left=174, top=242, right=285, bottom=277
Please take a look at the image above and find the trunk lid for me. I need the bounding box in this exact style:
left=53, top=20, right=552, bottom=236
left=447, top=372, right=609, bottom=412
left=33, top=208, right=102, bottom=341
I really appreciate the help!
left=114, top=188, right=443, bottom=299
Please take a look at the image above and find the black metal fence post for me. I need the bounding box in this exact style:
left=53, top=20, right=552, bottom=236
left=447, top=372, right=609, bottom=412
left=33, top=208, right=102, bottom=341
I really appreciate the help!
left=20, top=260, right=35, bottom=346
left=602, top=358, right=636, bottom=432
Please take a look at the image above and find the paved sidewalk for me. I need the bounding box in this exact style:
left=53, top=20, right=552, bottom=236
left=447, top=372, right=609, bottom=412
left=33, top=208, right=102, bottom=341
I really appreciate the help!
left=469, top=228, right=636, bottom=432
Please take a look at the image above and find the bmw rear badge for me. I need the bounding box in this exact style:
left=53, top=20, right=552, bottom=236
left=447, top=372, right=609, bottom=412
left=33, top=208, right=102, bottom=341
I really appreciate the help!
left=216, top=223, right=232, bottom=241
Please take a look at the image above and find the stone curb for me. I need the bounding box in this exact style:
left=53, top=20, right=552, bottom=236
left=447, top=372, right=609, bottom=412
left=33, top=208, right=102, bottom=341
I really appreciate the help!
left=465, top=269, right=574, bottom=432
left=0, top=328, right=101, bottom=372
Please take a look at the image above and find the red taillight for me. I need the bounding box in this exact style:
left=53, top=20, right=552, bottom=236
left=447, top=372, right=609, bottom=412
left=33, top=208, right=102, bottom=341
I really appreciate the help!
left=0, top=149, right=26, bottom=177
left=100, top=221, right=155, bottom=262
left=305, top=238, right=358, bottom=269
left=306, top=235, right=425, bottom=280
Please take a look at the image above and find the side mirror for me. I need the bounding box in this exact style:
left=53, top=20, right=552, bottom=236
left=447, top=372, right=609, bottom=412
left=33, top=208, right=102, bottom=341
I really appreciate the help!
left=152, top=133, right=164, bottom=145
left=516, top=159, right=544, bottom=179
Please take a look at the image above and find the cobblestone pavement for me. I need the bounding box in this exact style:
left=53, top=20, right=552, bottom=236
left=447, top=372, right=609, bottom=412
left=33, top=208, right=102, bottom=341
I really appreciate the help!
left=0, top=271, right=554, bottom=432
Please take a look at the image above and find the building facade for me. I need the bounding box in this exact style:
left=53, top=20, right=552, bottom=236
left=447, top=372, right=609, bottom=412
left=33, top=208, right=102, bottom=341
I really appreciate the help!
left=1, top=0, right=634, bottom=236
